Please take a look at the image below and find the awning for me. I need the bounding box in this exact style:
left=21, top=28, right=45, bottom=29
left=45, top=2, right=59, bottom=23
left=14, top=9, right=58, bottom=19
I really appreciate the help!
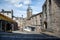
left=0, top=14, right=16, bottom=23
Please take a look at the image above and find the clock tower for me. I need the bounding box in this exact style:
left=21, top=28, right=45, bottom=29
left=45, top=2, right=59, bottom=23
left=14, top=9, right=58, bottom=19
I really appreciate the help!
left=27, top=5, right=32, bottom=19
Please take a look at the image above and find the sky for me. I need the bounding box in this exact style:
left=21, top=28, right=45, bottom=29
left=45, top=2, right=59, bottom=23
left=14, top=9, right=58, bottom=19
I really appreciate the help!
left=0, top=0, right=45, bottom=18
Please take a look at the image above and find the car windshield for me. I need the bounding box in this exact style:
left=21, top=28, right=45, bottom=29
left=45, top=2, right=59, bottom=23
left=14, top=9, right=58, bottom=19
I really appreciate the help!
left=0, top=0, right=60, bottom=40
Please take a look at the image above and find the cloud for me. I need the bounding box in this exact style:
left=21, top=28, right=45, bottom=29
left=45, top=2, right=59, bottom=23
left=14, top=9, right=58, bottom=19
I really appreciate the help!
left=5, top=0, right=31, bottom=7
left=5, top=0, right=22, bottom=7
left=14, top=4, right=23, bottom=7
left=5, top=0, right=20, bottom=3
left=1, top=0, right=45, bottom=17
left=31, top=6, right=42, bottom=14
left=14, top=10, right=27, bottom=18
left=23, top=0, right=31, bottom=4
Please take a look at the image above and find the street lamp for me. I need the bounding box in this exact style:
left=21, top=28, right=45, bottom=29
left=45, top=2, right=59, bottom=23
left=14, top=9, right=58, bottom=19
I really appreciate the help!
left=22, top=15, right=23, bottom=28
left=21, top=15, right=23, bottom=31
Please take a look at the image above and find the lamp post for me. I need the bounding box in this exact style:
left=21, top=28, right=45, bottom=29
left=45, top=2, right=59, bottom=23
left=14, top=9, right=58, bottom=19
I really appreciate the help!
left=22, top=15, right=23, bottom=29
left=21, top=15, right=23, bottom=31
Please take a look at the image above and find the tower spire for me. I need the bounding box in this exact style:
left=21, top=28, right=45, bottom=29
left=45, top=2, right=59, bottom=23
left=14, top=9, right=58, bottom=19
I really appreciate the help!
left=27, top=4, right=32, bottom=19
left=27, top=4, right=32, bottom=10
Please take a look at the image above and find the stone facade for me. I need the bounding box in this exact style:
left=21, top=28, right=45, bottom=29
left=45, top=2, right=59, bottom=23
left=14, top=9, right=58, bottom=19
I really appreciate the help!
left=13, top=17, right=20, bottom=30
left=27, top=5, right=32, bottom=19
left=25, top=12, right=42, bottom=32
left=24, top=5, right=43, bottom=32
left=30, top=12, right=42, bottom=32
left=13, top=16, right=27, bottom=31
left=26, top=5, right=33, bottom=27
left=0, top=9, right=13, bottom=19
left=42, top=0, right=60, bottom=33
left=0, top=12, right=18, bottom=32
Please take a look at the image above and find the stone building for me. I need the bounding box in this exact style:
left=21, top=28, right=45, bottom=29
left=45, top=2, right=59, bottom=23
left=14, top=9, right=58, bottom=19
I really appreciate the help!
left=0, top=9, right=18, bottom=31
left=18, top=17, right=26, bottom=31
left=0, top=13, right=18, bottom=32
left=23, top=5, right=43, bottom=33
left=24, top=12, right=42, bottom=32
left=13, top=16, right=26, bottom=31
left=13, top=16, right=20, bottom=30
left=27, top=5, right=32, bottom=19
left=26, top=5, right=32, bottom=26
left=42, top=0, right=60, bottom=33
left=0, top=9, right=13, bottom=19
left=30, top=12, right=42, bottom=32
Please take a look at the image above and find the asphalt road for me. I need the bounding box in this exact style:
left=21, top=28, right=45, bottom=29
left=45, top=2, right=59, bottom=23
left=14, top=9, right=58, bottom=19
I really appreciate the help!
left=0, top=32, right=60, bottom=40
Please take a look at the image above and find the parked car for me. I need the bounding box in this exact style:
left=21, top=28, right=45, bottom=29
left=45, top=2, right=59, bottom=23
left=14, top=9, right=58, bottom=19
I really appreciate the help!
left=23, top=26, right=31, bottom=32
left=23, top=26, right=35, bottom=32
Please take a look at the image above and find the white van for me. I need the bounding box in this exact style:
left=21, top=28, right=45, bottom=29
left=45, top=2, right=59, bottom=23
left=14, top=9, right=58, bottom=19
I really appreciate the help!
left=23, top=26, right=35, bottom=32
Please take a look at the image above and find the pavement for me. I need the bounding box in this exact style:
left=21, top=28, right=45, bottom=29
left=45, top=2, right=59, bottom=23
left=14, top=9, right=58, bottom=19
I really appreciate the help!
left=10, top=30, right=60, bottom=38
left=41, top=31, right=60, bottom=38
left=0, top=31, right=60, bottom=40
left=12, top=30, right=40, bottom=34
left=12, top=31, right=28, bottom=34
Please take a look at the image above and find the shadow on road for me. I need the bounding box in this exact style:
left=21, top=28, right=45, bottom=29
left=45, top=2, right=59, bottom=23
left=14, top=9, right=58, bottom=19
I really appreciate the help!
left=0, top=31, right=60, bottom=40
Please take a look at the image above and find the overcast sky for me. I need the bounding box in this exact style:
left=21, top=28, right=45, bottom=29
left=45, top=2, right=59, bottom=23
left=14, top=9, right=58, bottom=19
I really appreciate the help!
left=0, top=0, right=45, bottom=18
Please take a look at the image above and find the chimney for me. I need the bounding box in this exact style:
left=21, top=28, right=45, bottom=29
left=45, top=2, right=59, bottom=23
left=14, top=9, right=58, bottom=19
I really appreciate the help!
left=11, top=10, right=13, bottom=19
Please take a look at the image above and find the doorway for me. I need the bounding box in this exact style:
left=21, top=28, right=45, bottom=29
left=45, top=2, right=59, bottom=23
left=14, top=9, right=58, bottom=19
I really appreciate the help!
left=44, top=21, right=47, bottom=29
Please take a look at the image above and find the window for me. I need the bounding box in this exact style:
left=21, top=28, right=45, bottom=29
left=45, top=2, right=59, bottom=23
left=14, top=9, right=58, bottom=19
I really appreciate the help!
left=40, top=15, right=41, bottom=17
left=49, top=0, right=51, bottom=15
left=49, top=0, right=51, bottom=5
left=35, top=16, right=37, bottom=25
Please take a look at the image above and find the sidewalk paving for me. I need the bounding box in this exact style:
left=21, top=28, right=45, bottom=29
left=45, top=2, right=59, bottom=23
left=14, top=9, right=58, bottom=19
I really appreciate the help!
left=12, top=30, right=40, bottom=34
left=12, top=31, right=28, bottom=34
left=41, top=31, right=60, bottom=38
